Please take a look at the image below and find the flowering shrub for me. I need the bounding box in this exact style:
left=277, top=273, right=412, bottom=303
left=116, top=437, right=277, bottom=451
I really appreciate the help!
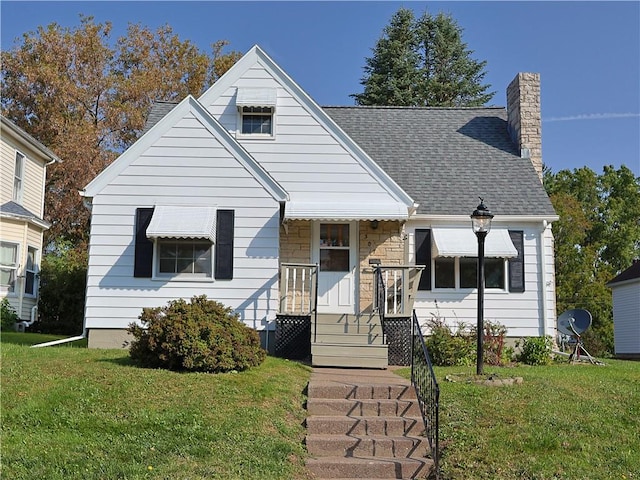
left=128, top=295, right=266, bottom=373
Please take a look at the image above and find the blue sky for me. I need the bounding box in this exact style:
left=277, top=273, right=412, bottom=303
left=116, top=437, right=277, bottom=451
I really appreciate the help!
left=2, top=1, right=639, bottom=176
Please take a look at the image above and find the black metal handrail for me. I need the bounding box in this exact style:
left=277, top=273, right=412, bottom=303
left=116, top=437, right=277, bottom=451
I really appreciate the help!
left=411, top=310, right=440, bottom=479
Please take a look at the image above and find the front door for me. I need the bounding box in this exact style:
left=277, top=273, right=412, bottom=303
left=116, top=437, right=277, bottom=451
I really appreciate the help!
left=313, top=222, right=357, bottom=313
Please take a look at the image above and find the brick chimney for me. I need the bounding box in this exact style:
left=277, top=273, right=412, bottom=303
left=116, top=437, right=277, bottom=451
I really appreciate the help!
left=506, top=73, right=543, bottom=182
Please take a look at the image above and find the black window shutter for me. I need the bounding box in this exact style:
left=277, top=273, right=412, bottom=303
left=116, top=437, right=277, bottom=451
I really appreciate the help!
left=215, top=210, right=235, bottom=280
left=134, top=208, right=154, bottom=278
left=415, top=229, right=432, bottom=291
left=508, top=230, right=525, bottom=292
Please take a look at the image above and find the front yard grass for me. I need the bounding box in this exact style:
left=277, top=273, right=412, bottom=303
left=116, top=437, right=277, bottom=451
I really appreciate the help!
left=400, top=360, right=640, bottom=479
left=1, top=338, right=312, bottom=480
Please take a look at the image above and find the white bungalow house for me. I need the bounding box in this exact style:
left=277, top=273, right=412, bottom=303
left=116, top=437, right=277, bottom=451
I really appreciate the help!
left=81, top=46, right=558, bottom=368
left=607, top=260, right=640, bottom=359
left=1, top=116, right=60, bottom=324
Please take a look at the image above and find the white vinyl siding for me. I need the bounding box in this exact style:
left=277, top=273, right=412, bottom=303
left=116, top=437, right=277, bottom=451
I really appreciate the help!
left=84, top=112, right=281, bottom=331
left=0, top=137, right=47, bottom=217
left=410, top=221, right=556, bottom=338
left=612, top=281, right=640, bottom=355
left=201, top=64, right=404, bottom=208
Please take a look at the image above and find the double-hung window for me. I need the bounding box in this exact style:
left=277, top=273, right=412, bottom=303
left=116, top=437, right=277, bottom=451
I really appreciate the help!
left=1, top=242, right=18, bottom=293
left=13, top=151, right=24, bottom=203
left=416, top=228, right=523, bottom=292
left=24, top=247, right=38, bottom=296
left=241, top=106, right=274, bottom=135
left=236, top=88, right=276, bottom=138
left=157, top=240, right=212, bottom=278
left=134, top=206, right=234, bottom=281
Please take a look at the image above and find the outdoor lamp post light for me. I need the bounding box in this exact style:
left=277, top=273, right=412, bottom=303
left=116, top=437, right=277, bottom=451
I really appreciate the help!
left=471, top=198, right=494, bottom=376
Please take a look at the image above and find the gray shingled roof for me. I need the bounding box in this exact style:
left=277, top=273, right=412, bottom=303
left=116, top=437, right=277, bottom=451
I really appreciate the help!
left=607, top=260, right=640, bottom=285
left=324, top=106, right=556, bottom=217
left=143, top=102, right=556, bottom=217
left=1, top=201, right=47, bottom=224
left=142, top=101, right=178, bottom=134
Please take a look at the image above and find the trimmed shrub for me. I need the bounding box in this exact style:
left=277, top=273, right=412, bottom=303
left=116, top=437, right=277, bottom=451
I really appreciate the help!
left=128, top=295, right=266, bottom=373
left=516, top=336, right=553, bottom=365
left=1, top=298, right=19, bottom=331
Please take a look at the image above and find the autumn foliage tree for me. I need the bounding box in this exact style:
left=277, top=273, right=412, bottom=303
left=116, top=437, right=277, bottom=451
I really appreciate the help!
left=1, top=15, right=241, bottom=247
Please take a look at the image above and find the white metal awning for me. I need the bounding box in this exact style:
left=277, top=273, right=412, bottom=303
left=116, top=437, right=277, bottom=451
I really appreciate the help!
left=236, top=88, right=277, bottom=107
left=146, top=205, right=216, bottom=242
left=432, top=228, right=518, bottom=258
left=284, top=201, right=409, bottom=221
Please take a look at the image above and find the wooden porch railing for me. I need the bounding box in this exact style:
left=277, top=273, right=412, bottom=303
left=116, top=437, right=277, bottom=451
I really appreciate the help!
left=279, top=263, right=318, bottom=316
left=373, top=265, right=424, bottom=317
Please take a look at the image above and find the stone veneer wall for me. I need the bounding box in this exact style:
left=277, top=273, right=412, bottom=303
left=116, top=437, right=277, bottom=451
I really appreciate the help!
left=279, top=220, right=312, bottom=264
left=507, top=72, right=543, bottom=182
left=358, top=221, right=404, bottom=313
left=280, top=220, right=405, bottom=314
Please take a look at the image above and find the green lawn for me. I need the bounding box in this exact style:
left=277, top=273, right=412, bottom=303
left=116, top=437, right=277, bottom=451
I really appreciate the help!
left=1, top=336, right=313, bottom=480
left=2, top=335, right=639, bottom=480
left=399, top=361, right=640, bottom=480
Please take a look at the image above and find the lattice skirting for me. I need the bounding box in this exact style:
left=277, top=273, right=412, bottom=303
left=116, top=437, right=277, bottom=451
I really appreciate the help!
left=383, top=317, right=412, bottom=366
left=274, top=315, right=311, bottom=360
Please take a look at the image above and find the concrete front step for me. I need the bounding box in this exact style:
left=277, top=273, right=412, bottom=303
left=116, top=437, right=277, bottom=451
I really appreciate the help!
left=306, top=415, right=424, bottom=436
left=307, top=382, right=417, bottom=400
left=311, top=344, right=388, bottom=369
left=306, top=434, right=427, bottom=458
left=307, top=398, right=421, bottom=417
left=306, top=456, right=432, bottom=479
left=313, top=332, right=384, bottom=345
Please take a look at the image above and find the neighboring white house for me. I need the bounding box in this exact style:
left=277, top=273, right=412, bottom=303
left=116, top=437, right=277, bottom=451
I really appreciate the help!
left=607, top=260, right=640, bottom=359
left=81, top=45, right=558, bottom=365
left=1, top=116, right=60, bottom=323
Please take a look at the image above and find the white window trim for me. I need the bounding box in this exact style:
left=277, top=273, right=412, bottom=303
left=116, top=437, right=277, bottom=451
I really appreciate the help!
left=13, top=150, right=25, bottom=204
left=236, top=106, right=277, bottom=140
left=151, top=238, right=215, bottom=283
left=1, top=241, right=20, bottom=295
left=432, top=257, right=508, bottom=292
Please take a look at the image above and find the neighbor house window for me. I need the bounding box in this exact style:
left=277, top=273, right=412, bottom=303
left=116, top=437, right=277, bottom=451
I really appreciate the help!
left=157, top=240, right=212, bottom=278
left=13, top=152, right=24, bottom=203
left=24, top=247, right=37, bottom=296
left=241, top=106, right=273, bottom=135
left=1, top=242, right=18, bottom=293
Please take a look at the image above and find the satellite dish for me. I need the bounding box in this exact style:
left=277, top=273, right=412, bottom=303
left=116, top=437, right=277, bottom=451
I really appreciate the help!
left=557, top=309, right=601, bottom=365
left=557, top=309, right=592, bottom=337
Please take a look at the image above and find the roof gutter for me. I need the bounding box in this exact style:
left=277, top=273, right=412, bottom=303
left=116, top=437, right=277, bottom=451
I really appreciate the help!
left=408, top=214, right=560, bottom=223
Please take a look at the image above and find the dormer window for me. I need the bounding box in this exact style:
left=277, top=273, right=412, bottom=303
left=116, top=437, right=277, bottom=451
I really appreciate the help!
left=236, top=88, right=276, bottom=138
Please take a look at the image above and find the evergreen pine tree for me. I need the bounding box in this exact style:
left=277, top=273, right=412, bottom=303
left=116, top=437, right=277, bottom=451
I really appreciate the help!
left=353, top=8, right=494, bottom=107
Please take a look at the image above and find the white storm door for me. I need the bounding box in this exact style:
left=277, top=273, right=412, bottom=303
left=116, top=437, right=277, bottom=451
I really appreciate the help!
left=313, top=222, right=357, bottom=314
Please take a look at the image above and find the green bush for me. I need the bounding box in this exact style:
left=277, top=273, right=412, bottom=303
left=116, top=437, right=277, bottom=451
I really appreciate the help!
left=516, top=336, right=553, bottom=365
left=36, top=243, right=87, bottom=334
left=424, top=317, right=475, bottom=367
left=128, top=295, right=266, bottom=373
left=1, top=298, right=20, bottom=331
left=423, top=311, right=510, bottom=367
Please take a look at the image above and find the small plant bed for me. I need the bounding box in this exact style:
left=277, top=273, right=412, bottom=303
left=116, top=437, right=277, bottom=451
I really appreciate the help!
left=444, top=372, right=524, bottom=386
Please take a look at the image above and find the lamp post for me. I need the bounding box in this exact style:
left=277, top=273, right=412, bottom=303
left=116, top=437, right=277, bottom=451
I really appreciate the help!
left=471, top=198, right=494, bottom=376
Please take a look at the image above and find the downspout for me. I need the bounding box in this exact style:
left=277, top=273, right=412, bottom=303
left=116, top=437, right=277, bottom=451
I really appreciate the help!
left=539, top=220, right=549, bottom=337
left=31, top=332, right=86, bottom=348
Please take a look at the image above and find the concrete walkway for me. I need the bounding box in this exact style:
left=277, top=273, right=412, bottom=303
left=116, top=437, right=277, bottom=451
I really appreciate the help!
left=305, top=366, right=433, bottom=479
